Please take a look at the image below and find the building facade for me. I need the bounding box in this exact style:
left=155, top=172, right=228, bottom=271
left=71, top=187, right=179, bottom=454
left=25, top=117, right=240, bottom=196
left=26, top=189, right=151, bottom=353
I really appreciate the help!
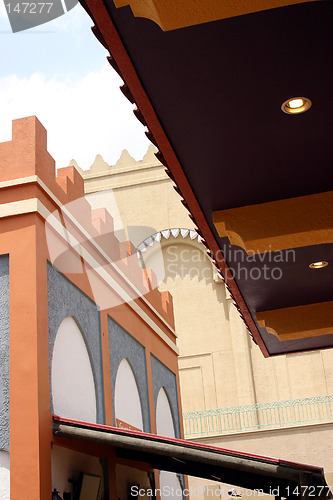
left=0, top=117, right=184, bottom=500
left=81, top=147, right=333, bottom=497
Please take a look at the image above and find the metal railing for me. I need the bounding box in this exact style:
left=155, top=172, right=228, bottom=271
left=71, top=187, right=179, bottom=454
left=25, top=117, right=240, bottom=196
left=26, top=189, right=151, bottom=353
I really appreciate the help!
left=183, top=395, right=333, bottom=438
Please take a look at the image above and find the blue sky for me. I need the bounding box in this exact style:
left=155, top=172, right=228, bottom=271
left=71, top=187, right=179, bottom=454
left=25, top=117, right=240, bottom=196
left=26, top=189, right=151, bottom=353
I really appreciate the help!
left=0, top=2, right=151, bottom=169
left=0, top=4, right=104, bottom=80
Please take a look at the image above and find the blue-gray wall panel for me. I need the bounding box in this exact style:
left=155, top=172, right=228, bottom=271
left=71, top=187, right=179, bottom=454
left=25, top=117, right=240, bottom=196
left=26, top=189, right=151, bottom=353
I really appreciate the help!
left=151, top=355, right=181, bottom=439
left=0, top=255, right=9, bottom=452
left=151, top=354, right=184, bottom=494
left=108, top=316, right=150, bottom=432
left=47, top=262, right=104, bottom=424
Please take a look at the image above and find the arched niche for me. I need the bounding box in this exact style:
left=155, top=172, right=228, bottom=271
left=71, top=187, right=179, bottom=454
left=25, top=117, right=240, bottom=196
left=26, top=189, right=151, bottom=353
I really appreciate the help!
left=156, top=388, right=182, bottom=499
left=114, top=358, right=143, bottom=431
left=156, top=387, right=175, bottom=438
left=51, top=316, right=97, bottom=423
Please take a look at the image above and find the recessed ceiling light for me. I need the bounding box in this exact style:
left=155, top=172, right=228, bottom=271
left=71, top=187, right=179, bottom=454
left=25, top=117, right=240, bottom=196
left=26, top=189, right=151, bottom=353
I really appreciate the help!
left=281, top=97, right=312, bottom=114
left=309, top=261, right=328, bottom=269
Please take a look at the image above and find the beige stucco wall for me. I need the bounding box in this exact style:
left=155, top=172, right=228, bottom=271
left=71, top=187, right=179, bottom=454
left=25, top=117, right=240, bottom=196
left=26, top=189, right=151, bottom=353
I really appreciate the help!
left=196, top=422, right=333, bottom=470
left=187, top=423, right=333, bottom=500
left=79, top=148, right=333, bottom=490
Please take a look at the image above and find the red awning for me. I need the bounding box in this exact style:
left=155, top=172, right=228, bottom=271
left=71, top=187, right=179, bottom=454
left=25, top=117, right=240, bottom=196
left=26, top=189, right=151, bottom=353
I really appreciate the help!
left=53, top=416, right=332, bottom=499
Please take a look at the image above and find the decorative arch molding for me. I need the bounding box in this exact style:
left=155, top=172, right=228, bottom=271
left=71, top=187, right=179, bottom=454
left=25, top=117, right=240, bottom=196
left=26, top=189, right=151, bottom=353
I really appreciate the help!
left=51, top=316, right=97, bottom=423
left=137, top=228, right=203, bottom=254
left=137, top=228, right=223, bottom=283
left=114, top=358, right=144, bottom=431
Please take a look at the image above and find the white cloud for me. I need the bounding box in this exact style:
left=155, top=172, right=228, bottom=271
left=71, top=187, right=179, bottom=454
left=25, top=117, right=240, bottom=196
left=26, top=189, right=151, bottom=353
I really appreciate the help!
left=0, top=63, right=151, bottom=169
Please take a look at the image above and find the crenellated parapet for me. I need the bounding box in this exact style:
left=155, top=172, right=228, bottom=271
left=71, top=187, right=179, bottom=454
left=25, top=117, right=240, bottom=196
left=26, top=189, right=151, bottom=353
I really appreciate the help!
left=0, top=116, right=84, bottom=205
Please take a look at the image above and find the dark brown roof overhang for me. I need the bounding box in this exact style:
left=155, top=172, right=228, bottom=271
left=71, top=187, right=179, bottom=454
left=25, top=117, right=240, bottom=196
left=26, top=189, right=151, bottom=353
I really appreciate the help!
left=77, top=0, right=333, bottom=357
